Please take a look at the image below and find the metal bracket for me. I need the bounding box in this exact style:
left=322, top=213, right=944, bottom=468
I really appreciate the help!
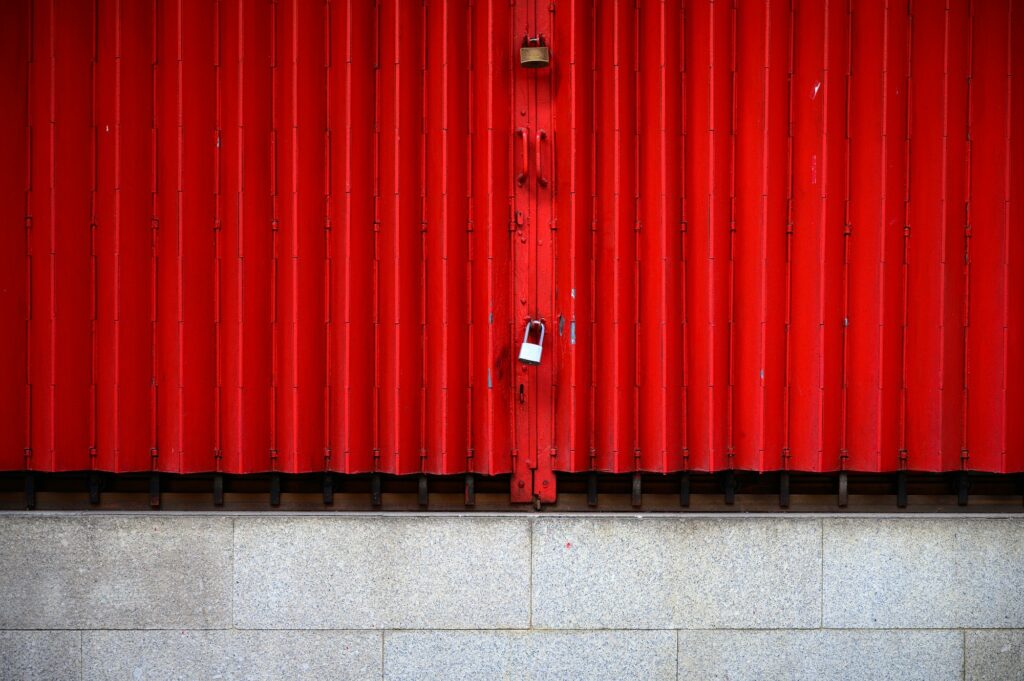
left=88, top=471, right=102, bottom=505
left=722, top=470, right=736, bottom=505
left=418, top=474, right=429, bottom=508
left=587, top=472, right=598, bottom=507
left=149, top=473, right=161, bottom=509
left=370, top=473, right=382, bottom=507
left=24, top=473, right=36, bottom=510
left=679, top=473, right=690, bottom=508
left=956, top=471, right=969, bottom=507
left=464, top=473, right=476, bottom=507
left=323, top=473, right=334, bottom=506
left=779, top=471, right=790, bottom=509
left=269, top=474, right=281, bottom=507
left=896, top=470, right=908, bottom=508
left=631, top=472, right=642, bottom=508
left=213, top=474, right=225, bottom=506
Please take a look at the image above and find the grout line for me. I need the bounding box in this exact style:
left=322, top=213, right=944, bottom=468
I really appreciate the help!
left=820, top=518, right=825, bottom=628
left=230, top=516, right=236, bottom=629
left=380, top=630, right=386, bottom=681
left=961, top=629, right=966, bottom=681
left=528, top=518, right=534, bottom=628
left=79, top=629, right=84, bottom=681
left=675, top=629, right=680, bottom=680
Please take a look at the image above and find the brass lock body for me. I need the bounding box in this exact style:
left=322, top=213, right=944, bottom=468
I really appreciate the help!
left=520, top=36, right=550, bottom=68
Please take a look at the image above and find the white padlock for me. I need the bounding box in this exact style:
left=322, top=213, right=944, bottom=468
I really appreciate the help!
left=518, top=320, right=545, bottom=365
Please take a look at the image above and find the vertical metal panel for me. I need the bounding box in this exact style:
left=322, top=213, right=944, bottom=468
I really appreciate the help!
left=94, top=0, right=154, bottom=472
left=593, top=0, right=638, bottom=473
left=3, top=0, right=1023, bottom=481
left=272, top=0, right=328, bottom=473
left=0, top=0, right=31, bottom=471
left=218, top=0, right=274, bottom=474
left=787, top=0, right=848, bottom=473
left=732, top=0, right=789, bottom=472
left=845, top=0, right=908, bottom=472
left=423, top=0, right=471, bottom=475
left=29, top=0, right=95, bottom=472
left=1008, top=0, right=1024, bottom=474
left=636, top=0, right=684, bottom=473
left=468, top=0, right=513, bottom=476
left=154, top=0, right=217, bottom=473
left=377, top=0, right=424, bottom=475
left=905, top=0, right=969, bottom=472
left=683, top=0, right=732, bottom=472
left=965, top=0, right=1013, bottom=472
left=327, top=0, right=377, bottom=474
left=552, top=0, right=595, bottom=474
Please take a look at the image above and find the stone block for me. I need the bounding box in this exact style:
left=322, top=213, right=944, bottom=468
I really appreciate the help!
left=677, top=629, right=962, bottom=681
left=384, top=630, right=676, bottom=681
left=233, top=516, right=530, bottom=629
left=532, top=517, right=822, bottom=628
left=82, top=630, right=381, bottom=681
left=0, top=631, right=81, bottom=681
left=965, top=630, right=1024, bottom=681
left=0, top=515, right=232, bottom=629
left=823, top=518, right=1024, bottom=628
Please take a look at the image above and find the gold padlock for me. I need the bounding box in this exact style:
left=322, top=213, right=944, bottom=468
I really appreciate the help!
left=520, top=37, right=550, bottom=68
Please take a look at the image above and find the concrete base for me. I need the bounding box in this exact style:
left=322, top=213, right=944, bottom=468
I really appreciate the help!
left=0, top=512, right=1021, bottom=680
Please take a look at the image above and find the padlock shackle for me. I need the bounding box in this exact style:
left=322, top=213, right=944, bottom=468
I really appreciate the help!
left=522, top=319, right=545, bottom=345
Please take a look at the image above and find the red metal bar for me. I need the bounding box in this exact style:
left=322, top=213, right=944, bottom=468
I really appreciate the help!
left=684, top=0, right=732, bottom=472
left=964, top=0, right=1012, bottom=472
left=786, top=0, right=848, bottom=473
left=424, top=0, right=471, bottom=475
left=1007, top=0, right=1024, bottom=473
left=845, top=0, right=908, bottom=472
left=154, top=0, right=217, bottom=474
left=732, top=0, right=789, bottom=472
left=469, top=0, right=513, bottom=477
left=328, top=0, right=377, bottom=474
left=551, top=0, right=594, bottom=475
left=637, top=0, right=683, bottom=473
left=377, top=0, right=424, bottom=475
left=0, top=0, right=31, bottom=471
left=29, top=0, right=95, bottom=472
left=272, top=0, right=328, bottom=474
left=93, top=0, right=154, bottom=472
left=905, top=0, right=969, bottom=472
left=591, top=0, right=637, bottom=474
left=217, top=0, right=274, bottom=474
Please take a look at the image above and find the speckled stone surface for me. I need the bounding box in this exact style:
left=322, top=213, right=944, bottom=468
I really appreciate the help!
left=532, top=517, right=822, bottom=628
left=232, top=516, right=530, bottom=629
left=0, top=515, right=232, bottom=629
left=677, top=629, right=963, bottom=681
left=383, top=630, right=676, bottom=681
left=966, top=630, right=1024, bottom=681
left=82, top=630, right=381, bottom=681
left=0, top=631, right=81, bottom=681
left=823, top=518, right=1024, bottom=628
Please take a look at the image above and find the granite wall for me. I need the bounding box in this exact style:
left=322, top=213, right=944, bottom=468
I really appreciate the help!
left=0, top=512, right=1021, bottom=680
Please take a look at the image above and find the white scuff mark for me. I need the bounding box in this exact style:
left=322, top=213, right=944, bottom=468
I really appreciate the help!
left=812, top=81, right=821, bottom=99
left=811, top=154, right=818, bottom=185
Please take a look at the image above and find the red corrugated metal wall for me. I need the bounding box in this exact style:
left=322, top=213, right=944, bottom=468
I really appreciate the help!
left=1, top=0, right=1021, bottom=495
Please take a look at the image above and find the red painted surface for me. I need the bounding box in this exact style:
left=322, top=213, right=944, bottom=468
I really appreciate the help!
left=1, top=1, right=1022, bottom=497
